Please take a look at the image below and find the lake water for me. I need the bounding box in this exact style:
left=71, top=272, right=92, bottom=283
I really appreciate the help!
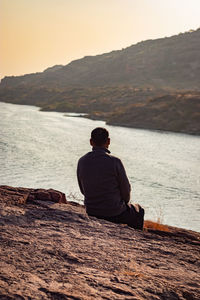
left=0, top=102, right=199, bottom=231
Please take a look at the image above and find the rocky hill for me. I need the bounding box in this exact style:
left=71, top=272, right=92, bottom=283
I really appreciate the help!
left=105, top=91, right=200, bottom=134
left=0, top=29, right=200, bottom=135
left=1, top=29, right=200, bottom=89
left=0, top=185, right=200, bottom=299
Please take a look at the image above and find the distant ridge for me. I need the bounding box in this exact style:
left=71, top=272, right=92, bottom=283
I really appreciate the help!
left=0, top=29, right=200, bottom=135
left=1, top=28, right=200, bottom=89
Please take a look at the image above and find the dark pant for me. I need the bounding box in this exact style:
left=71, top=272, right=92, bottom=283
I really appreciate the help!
left=89, top=204, right=144, bottom=230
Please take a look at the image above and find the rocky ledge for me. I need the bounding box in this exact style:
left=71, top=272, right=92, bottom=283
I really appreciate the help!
left=0, top=186, right=200, bottom=300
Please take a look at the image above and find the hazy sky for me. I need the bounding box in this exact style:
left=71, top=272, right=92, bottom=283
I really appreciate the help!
left=0, top=0, right=200, bottom=79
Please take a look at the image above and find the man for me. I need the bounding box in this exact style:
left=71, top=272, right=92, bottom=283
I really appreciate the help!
left=77, top=127, right=144, bottom=230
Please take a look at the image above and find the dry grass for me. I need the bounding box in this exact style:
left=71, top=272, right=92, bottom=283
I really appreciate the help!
left=120, top=261, right=145, bottom=279
left=122, top=270, right=144, bottom=278
left=144, top=220, right=171, bottom=232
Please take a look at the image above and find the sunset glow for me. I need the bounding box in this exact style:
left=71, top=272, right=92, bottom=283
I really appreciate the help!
left=0, top=0, right=200, bottom=79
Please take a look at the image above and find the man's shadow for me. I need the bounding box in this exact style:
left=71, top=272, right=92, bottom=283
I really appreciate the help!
left=0, top=201, right=89, bottom=229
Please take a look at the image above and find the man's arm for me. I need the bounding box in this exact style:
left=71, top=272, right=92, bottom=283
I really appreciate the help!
left=115, top=159, right=131, bottom=204
left=77, top=161, right=84, bottom=195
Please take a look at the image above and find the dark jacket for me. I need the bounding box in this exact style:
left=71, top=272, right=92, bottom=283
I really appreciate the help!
left=77, top=147, right=131, bottom=217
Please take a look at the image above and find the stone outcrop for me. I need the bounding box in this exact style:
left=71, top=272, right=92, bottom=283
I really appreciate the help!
left=0, top=185, right=67, bottom=205
left=0, top=186, right=200, bottom=299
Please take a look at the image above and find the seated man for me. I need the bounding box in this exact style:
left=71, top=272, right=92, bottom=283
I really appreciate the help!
left=77, top=127, right=144, bottom=230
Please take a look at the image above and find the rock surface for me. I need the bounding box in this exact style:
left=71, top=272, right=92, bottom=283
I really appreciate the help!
left=0, top=185, right=67, bottom=205
left=0, top=186, right=200, bottom=299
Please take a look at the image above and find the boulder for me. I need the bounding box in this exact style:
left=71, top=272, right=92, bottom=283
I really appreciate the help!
left=0, top=185, right=67, bottom=205
left=0, top=186, right=31, bottom=205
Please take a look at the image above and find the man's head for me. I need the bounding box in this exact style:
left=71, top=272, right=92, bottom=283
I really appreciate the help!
left=90, top=127, right=110, bottom=148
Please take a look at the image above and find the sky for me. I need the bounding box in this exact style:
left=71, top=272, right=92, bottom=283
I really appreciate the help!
left=0, top=0, right=200, bottom=79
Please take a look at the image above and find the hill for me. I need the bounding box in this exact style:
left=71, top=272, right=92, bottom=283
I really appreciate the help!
left=0, top=29, right=200, bottom=135
left=0, top=185, right=200, bottom=299
left=1, top=29, right=200, bottom=89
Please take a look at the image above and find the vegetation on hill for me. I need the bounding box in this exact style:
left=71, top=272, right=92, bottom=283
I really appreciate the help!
left=0, top=29, right=200, bottom=134
left=106, top=92, right=200, bottom=134
left=1, top=29, right=200, bottom=89
left=0, top=84, right=199, bottom=135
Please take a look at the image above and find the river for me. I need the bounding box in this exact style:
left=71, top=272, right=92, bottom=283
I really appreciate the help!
left=0, top=102, right=199, bottom=231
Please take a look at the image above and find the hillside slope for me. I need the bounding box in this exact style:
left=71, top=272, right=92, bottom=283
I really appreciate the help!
left=1, top=29, right=200, bottom=135
left=1, top=29, right=200, bottom=89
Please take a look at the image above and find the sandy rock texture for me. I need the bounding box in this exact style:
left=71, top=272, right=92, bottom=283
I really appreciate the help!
left=0, top=186, right=200, bottom=300
left=0, top=186, right=67, bottom=205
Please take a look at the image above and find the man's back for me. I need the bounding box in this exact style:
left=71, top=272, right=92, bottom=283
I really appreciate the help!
left=76, top=127, right=144, bottom=230
left=77, top=147, right=130, bottom=217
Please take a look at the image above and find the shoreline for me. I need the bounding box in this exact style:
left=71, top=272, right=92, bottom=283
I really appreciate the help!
left=1, top=98, right=199, bottom=136
left=40, top=105, right=200, bottom=137
left=79, top=113, right=200, bottom=137
left=1, top=86, right=200, bottom=136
